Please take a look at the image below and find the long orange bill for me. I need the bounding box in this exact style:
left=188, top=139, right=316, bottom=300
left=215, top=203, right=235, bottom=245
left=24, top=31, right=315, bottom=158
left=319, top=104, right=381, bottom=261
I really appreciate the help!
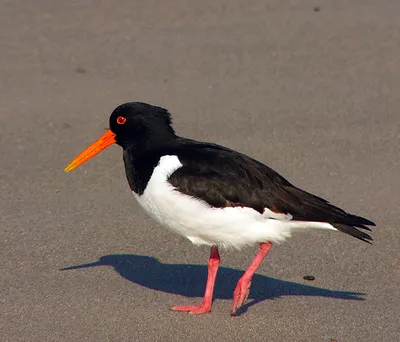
left=65, top=129, right=116, bottom=172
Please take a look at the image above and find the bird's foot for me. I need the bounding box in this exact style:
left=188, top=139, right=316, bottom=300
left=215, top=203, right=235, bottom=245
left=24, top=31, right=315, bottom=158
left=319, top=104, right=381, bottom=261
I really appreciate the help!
left=231, top=277, right=251, bottom=315
left=171, top=303, right=211, bottom=315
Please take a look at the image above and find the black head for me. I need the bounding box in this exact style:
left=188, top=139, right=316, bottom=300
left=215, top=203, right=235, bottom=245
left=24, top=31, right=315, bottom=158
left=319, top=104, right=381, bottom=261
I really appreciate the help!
left=65, top=102, right=176, bottom=172
left=109, top=102, right=176, bottom=150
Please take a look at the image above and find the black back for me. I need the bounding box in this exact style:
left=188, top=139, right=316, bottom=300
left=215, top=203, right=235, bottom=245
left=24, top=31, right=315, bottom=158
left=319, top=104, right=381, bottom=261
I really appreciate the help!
left=109, top=102, right=375, bottom=243
left=122, top=137, right=375, bottom=243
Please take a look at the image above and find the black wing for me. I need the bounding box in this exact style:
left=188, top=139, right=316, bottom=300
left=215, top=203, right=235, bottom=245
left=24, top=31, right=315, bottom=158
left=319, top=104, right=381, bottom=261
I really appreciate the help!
left=168, top=139, right=375, bottom=243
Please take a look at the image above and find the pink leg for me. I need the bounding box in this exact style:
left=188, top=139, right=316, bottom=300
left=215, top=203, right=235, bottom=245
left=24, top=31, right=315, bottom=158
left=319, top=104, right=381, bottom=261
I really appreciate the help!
left=231, top=242, right=272, bottom=315
left=171, top=246, right=220, bottom=315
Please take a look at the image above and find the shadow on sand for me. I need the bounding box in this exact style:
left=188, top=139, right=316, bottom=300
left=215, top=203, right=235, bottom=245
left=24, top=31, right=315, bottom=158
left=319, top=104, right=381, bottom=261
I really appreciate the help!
left=61, top=254, right=364, bottom=315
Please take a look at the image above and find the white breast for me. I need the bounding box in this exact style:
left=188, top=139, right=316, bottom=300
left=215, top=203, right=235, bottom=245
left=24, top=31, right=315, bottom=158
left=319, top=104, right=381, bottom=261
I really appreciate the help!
left=133, top=155, right=336, bottom=249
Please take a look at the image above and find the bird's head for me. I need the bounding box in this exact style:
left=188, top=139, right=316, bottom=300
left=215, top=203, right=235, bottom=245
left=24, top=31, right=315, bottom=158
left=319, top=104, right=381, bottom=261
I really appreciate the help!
left=65, top=102, right=175, bottom=172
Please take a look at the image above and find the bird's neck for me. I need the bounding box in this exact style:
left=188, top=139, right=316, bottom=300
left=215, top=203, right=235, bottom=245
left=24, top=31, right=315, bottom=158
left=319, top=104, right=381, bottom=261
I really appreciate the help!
left=122, top=137, right=178, bottom=195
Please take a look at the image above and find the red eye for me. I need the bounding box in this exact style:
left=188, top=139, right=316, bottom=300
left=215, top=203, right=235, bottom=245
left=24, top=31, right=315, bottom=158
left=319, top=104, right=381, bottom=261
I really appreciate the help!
left=117, top=116, right=126, bottom=125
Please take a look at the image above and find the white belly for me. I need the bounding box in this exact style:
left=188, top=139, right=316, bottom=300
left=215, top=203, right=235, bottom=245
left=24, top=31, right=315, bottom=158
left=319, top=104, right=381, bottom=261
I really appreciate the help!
left=133, top=155, right=336, bottom=249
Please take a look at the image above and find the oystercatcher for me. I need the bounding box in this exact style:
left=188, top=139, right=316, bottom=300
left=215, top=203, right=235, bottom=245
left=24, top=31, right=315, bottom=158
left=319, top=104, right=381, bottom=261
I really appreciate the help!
left=65, top=102, right=374, bottom=315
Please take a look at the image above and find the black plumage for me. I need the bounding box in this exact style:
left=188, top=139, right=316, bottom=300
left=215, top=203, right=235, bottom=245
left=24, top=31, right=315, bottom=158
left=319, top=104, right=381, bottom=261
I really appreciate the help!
left=123, top=136, right=374, bottom=243
left=65, top=101, right=376, bottom=315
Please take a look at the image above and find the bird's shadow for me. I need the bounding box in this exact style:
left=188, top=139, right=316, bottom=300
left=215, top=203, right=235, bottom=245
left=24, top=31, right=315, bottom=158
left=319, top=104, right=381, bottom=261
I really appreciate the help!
left=61, top=254, right=365, bottom=315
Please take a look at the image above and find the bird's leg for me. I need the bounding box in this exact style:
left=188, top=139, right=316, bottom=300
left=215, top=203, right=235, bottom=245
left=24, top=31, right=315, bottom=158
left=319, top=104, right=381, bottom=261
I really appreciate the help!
left=171, top=246, right=220, bottom=315
left=231, top=242, right=272, bottom=315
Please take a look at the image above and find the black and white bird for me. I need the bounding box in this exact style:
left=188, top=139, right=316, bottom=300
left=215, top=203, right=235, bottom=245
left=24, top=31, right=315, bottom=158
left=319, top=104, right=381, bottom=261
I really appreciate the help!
left=65, top=102, right=374, bottom=315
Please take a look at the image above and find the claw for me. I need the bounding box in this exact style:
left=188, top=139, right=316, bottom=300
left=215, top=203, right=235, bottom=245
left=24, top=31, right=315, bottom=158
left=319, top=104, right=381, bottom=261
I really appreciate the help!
left=231, top=243, right=272, bottom=315
left=170, top=246, right=219, bottom=315
left=231, top=278, right=251, bottom=315
left=171, top=304, right=211, bottom=315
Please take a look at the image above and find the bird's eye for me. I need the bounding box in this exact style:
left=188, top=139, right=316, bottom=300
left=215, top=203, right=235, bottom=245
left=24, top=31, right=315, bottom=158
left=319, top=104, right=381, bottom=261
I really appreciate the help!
left=117, top=116, right=127, bottom=125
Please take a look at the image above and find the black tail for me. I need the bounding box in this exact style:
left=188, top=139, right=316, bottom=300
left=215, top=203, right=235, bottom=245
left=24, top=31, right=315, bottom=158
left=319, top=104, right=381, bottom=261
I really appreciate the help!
left=283, top=186, right=376, bottom=244
left=332, top=215, right=375, bottom=244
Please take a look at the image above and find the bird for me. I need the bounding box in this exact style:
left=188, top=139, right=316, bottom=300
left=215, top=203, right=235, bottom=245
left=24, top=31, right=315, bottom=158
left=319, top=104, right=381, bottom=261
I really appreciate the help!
left=65, top=102, right=375, bottom=315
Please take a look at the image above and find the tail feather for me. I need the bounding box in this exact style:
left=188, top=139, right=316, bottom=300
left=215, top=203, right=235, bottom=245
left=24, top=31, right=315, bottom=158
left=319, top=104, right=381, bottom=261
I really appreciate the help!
left=284, top=186, right=375, bottom=243
left=347, top=214, right=375, bottom=227
left=333, top=223, right=373, bottom=244
left=354, top=224, right=371, bottom=231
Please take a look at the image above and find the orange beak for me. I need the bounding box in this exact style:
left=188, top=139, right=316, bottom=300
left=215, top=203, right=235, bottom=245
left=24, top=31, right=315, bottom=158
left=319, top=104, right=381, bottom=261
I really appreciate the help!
left=65, top=129, right=116, bottom=172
